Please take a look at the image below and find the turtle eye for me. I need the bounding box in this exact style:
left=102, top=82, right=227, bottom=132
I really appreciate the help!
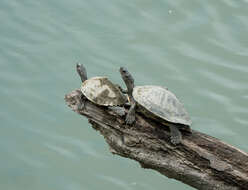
left=120, top=67, right=127, bottom=73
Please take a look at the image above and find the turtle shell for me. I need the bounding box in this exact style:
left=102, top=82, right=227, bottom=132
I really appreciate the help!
left=81, top=77, right=126, bottom=106
left=133, top=85, right=192, bottom=126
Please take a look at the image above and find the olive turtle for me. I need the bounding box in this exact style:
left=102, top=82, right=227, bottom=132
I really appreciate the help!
left=76, top=63, right=127, bottom=116
left=119, top=67, right=192, bottom=145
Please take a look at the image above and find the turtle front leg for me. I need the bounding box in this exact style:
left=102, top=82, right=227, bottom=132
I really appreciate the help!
left=77, top=95, right=87, bottom=110
left=126, top=102, right=136, bottom=124
left=168, top=124, right=182, bottom=145
left=108, top=106, right=126, bottom=117
left=115, top=84, right=128, bottom=94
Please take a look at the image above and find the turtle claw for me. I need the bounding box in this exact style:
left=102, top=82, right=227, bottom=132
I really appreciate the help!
left=170, top=135, right=181, bottom=145
left=168, top=124, right=182, bottom=145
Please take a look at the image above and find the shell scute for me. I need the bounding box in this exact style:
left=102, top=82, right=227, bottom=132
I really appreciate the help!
left=81, top=77, right=126, bottom=106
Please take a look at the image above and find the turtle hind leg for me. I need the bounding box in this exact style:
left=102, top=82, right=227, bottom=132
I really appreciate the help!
left=168, top=124, right=182, bottom=145
left=108, top=106, right=126, bottom=117
left=180, top=124, right=192, bottom=134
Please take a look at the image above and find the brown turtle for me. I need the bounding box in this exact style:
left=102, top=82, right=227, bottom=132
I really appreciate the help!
left=76, top=63, right=127, bottom=116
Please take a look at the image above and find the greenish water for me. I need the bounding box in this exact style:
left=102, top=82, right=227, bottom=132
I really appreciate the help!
left=1, top=0, right=248, bottom=189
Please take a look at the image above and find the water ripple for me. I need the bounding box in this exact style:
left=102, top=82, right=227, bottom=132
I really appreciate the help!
left=44, top=143, right=79, bottom=160
left=175, top=42, right=248, bottom=73
left=199, top=69, right=247, bottom=90
left=1, top=0, right=248, bottom=189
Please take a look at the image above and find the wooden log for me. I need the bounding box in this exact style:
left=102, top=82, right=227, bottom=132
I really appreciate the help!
left=65, top=89, right=248, bottom=190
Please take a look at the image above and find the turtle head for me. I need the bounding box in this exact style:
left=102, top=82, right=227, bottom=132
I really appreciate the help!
left=76, top=63, right=88, bottom=82
left=119, top=67, right=134, bottom=95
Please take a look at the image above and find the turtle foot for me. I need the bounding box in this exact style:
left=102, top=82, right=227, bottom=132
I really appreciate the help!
left=109, top=107, right=126, bottom=117
left=77, top=95, right=86, bottom=110
left=125, top=101, right=136, bottom=125
left=125, top=112, right=135, bottom=125
left=170, top=135, right=182, bottom=145
left=168, top=124, right=182, bottom=145
left=77, top=101, right=85, bottom=110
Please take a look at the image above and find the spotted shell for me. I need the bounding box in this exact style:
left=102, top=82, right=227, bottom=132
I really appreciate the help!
left=133, top=85, right=192, bottom=126
left=81, top=77, right=126, bottom=106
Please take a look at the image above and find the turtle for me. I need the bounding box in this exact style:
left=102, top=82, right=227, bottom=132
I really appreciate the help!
left=76, top=63, right=127, bottom=116
left=119, top=67, right=192, bottom=145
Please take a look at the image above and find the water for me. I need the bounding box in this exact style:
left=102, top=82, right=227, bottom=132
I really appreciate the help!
left=1, top=0, right=248, bottom=189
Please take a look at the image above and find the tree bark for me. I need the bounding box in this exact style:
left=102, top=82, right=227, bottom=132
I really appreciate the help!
left=65, top=89, right=248, bottom=190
